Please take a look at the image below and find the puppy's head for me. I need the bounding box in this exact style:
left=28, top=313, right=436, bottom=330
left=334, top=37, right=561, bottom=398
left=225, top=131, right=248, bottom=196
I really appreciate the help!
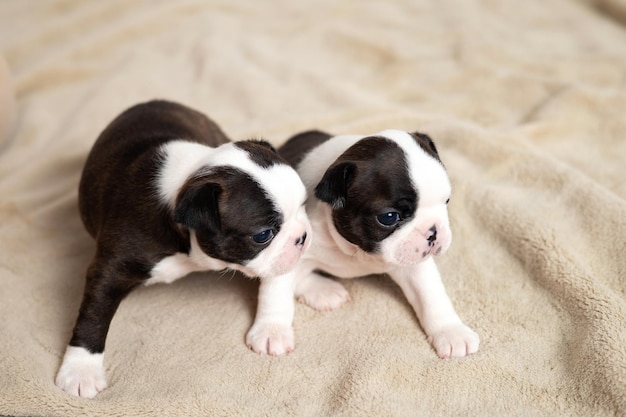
left=314, top=130, right=451, bottom=265
left=174, top=140, right=311, bottom=279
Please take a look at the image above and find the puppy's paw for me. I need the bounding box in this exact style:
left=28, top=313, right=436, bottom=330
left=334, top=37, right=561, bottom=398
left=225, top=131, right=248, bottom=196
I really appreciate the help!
left=55, top=346, right=107, bottom=398
left=297, top=276, right=350, bottom=311
left=246, top=322, right=294, bottom=356
left=427, top=323, right=480, bottom=359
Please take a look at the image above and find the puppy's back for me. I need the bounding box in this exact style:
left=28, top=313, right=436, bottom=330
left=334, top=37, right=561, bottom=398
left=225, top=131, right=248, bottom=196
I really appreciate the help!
left=88, top=100, right=229, bottom=158
left=79, top=100, right=229, bottom=238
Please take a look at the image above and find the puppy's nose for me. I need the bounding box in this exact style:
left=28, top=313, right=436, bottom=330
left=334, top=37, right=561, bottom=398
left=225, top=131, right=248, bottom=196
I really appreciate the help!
left=295, top=232, right=307, bottom=247
left=427, top=226, right=437, bottom=244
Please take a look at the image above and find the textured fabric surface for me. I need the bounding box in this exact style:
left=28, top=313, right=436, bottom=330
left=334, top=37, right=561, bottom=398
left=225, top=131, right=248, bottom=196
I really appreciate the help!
left=1, top=1, right=625, bottom=416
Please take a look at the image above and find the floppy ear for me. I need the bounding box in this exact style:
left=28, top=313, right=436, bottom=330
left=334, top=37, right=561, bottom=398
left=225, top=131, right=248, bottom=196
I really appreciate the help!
left=246, top=139, right=279, bottom=154
left=279, top=130, right=333, bottom=168
left=314, top=162, right=356, bottom=209
left=174, top=182, right=222, bottom=232
left=411, top=131, right=439, bottom=157
left=235, top=139, right=284, bottom=168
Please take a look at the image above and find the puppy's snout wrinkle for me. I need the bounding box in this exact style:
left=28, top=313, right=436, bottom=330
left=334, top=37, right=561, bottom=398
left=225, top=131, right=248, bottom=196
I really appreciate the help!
left=295, top=232, right=307, bottom=247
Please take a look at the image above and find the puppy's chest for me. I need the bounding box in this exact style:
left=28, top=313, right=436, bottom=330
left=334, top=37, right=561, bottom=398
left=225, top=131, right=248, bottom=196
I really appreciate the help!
left=306, top=241, right=389, bottom=279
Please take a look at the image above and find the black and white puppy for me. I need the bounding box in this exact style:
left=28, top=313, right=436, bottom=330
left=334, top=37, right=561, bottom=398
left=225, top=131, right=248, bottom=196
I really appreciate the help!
left=278, top=129, right=479, bottom=358
left=55, top=100, right=311, bottom=398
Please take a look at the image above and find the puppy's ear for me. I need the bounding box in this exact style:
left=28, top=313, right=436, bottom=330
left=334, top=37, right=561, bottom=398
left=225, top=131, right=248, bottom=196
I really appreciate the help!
left=256, top=139, right=279, bottom=154
left=285, top=130, right=332, bottom=144
left=174, top=182, right=222, bottom=232
left=235, top=140, right=284, bottom=168
left=411, top=132, right=439, bottom=157
left=315, top=162, right=356, bottom=209
left=279, top=130, right=332, bottom=168
left=242, top=139, right=279, bottom=154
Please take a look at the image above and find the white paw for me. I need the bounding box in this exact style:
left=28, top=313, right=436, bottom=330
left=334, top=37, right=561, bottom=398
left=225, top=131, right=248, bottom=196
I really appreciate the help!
left=55, top=346, right=107, bottom=398
left=427, top=323, right=480, bottom=359
left=246, top=322, right=294, bottom=356
left=297, top=276, right=350, bottom=311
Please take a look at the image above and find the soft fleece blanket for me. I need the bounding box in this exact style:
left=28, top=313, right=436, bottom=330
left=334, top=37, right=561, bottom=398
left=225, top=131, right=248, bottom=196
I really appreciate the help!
left=0, top=1, right=624, bottom=416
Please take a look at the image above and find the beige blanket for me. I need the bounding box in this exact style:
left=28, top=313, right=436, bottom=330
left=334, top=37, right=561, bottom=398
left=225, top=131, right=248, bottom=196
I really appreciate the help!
left=1, top=1, right=625, bottom=416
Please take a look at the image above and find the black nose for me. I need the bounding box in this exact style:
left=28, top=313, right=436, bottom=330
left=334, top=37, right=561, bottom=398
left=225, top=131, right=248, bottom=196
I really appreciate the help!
left=295, top=232, right=307, bottom=246
left=427, top=226, right=437, bottom=244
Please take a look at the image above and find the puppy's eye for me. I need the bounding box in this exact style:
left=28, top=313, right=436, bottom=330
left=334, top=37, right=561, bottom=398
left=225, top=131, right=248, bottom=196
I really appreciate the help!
left=251, top=229, right=275, bottom=244
left=445, top=198, right=450, bottom=205
left=376, top=212, right=401, bottom=227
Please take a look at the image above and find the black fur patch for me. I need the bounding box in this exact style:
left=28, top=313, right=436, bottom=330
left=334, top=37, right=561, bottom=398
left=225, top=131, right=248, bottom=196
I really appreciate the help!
left=177, top=166, right=283, bottom=264
left=315, top=137, right=418, bottom=253
left=79, top=100, right=231, bottom=238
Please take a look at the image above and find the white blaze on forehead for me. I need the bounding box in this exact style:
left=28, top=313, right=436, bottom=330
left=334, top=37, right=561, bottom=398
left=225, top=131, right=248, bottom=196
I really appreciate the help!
left=375, top=129, right=451, bottom=205
left=158, top=140, right=306, bottom=214
left=243, top=160, right=307, bottom=218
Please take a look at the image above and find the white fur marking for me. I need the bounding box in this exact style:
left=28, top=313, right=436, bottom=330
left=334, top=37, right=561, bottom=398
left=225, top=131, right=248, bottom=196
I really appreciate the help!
left=377, top=129, right=451, bottom=205
left=246, top=272, right=297, bottom=355
left=55, top=346, right=107, bottom=398
left=145, top=253, right=198, bottom=285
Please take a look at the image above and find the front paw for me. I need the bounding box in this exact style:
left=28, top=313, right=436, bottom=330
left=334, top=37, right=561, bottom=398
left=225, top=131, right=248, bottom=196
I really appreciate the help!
left=246, top=322, right=294, bottom=356
left=55, top=346, right=107, bottom=398
left=427, top=324, right=479, bottom=359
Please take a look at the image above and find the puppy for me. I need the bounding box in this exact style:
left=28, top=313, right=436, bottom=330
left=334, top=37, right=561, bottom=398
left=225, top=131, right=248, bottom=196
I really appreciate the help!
left=279, top=129, right=479, bottom=358
left=56, top=100, right=311, bottom=398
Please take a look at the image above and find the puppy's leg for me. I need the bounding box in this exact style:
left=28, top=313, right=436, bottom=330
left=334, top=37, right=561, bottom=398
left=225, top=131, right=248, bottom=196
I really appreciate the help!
left=295, top=272, right=350, bottom=311
left=56, top=260, right=139, bottom=398
left=389, top=259, right=479, bottom=358
left=246, top=272, right=296, bottom=356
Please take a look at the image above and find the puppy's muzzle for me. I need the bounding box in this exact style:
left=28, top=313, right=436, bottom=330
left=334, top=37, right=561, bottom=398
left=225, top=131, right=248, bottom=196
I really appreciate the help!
left=295, top=232, right=308, bottom=247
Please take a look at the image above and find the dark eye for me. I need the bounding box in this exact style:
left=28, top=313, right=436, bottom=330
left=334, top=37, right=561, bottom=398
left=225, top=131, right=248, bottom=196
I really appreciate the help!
left=251, top=229, right=275, bottom=244
left=445, top=198, right=450, bottom=205
left=376, top=212, right=401, bottom=227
